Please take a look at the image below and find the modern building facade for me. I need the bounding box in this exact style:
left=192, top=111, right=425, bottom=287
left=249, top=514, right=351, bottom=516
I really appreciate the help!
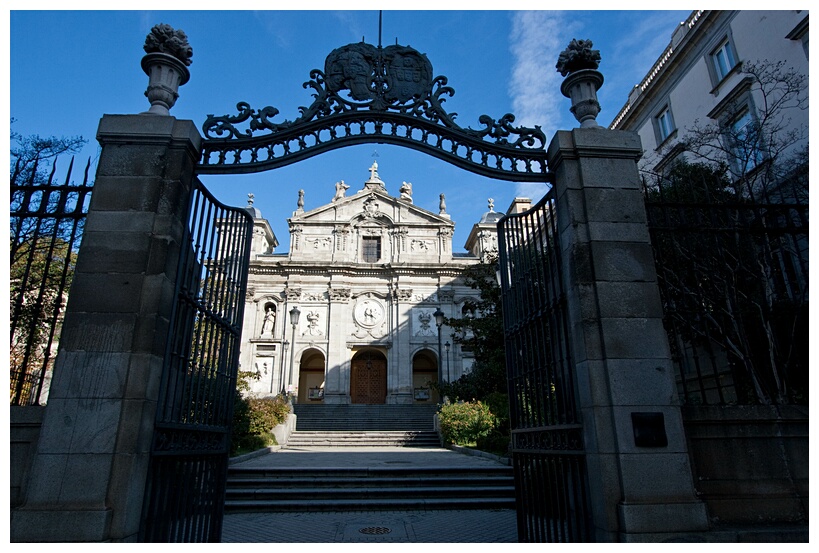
left=610, top=10, right=808, bottom=178
left=238, top=162, right=514, bottom=405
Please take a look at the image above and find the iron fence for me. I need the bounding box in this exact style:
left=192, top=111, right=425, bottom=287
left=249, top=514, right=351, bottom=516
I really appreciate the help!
left=139, top=178, right=253, bottom=542
left=10, top=157, right=93, bottom=406
left=498, top=189, right=593, bottom=542
left=644, top=166, right=808, bottom=405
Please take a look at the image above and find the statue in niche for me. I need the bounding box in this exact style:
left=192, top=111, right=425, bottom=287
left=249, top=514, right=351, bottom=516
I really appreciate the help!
left=261, top=306, right=275, bottom=336
left=333, top=180, right=350, bottom=202
left=399, top=181, right=413, bottom=203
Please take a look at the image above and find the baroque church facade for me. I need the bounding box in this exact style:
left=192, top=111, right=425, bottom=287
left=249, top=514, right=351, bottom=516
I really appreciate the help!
left=239, top=162, right=510, bottom=405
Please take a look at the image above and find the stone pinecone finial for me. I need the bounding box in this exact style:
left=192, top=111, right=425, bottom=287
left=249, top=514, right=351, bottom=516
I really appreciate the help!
left=555, top=38, right=601, bottom=77
left=143, top=23, right=193, bottom=66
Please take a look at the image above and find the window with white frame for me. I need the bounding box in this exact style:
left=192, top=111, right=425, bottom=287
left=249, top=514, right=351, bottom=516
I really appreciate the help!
left=656, top=106, right=675, bottom=143
left=712, top=39, right=737, bottom=82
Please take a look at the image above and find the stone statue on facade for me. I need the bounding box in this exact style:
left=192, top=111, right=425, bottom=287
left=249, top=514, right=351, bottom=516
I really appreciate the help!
left=261, top=306, right=275, bottom=336
left=295, top=189, right=305, bottom=215
left=399, top=181, right=413, bottom=203
left=333, top=180, right=350, bottom=202
left=439, top=193, right=447, bottom=215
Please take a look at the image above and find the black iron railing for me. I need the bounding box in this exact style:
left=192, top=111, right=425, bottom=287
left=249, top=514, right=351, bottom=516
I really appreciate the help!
left=10, top=157, right=93, bottom=406
left=645, top=167, right=808, bottom=405
left=497, top=189, right=593, bottom=542
left=139, top=179, right=253, bottom=542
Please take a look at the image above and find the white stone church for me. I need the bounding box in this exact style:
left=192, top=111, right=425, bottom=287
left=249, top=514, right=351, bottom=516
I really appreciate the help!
left=239, top=162, right=519, bottom=405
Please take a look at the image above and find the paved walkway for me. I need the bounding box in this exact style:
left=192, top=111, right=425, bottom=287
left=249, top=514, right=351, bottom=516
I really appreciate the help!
left=221, top=446, right=518, bottom=543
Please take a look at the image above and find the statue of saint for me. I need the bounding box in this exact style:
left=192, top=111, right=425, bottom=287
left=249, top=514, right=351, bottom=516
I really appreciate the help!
left=261, top=306, right=275, bottom=335
left=333, top=180, right=350, bottom=202
left=399, top=181, right=413, bottom=203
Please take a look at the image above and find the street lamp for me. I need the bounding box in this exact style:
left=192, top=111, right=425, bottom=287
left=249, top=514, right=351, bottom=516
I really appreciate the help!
left=445, top=341, right=451, bottom=382
left=288, top=306, right=301, bottom=399
left=279, top=339, right=289, bottom=395
left=433, top=307, right=444, bottom=388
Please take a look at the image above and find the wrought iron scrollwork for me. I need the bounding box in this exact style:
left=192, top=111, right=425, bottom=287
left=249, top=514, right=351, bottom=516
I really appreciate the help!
left=200, top=42, right=551, bottom=182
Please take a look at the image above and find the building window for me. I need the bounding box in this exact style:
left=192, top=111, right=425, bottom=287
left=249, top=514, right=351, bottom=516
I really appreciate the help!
left=712, top=39, right=737, bottom=82
left=656, top=106, right=676, bottom=143
left=362, top=236, right=381, bottom=262
left=786, top=15, right=809, bottom=60
left=728, top=107, right=764, bottom=174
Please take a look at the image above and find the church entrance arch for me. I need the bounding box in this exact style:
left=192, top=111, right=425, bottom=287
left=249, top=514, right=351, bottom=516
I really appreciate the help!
left=350, top=349, right=388, bottom=404
left=297, top=348, right=326, bottom=403
left=411, top=349, right=439, bottom=403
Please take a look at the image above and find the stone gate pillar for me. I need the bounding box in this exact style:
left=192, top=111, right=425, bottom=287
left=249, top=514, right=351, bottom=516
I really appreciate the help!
left=11, top=115, right=202, bottom=542
left=547, top=127, right=709, bottom=541
left=11, top=24, right=200, bottom=542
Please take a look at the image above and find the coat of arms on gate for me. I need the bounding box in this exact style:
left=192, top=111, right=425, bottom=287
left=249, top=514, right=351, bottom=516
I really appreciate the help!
left=323, top=43, right=433, bottom=106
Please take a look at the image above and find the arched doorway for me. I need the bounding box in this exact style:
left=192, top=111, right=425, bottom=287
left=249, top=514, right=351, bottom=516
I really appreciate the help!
left=350, top=349, right=387, bottom=404
left=412, top=349, right=439, bottom=403
left=297, top=348, right=325, bottom=403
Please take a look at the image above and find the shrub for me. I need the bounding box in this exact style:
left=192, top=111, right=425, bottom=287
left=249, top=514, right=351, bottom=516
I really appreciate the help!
left=438, top=400, right=497, bottom=446
left=231, top=393, right=290, bottom=456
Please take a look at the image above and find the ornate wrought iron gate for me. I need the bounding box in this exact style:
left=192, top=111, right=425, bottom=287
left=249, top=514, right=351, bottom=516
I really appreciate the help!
left=10, top=157, right=93, bottom=406
left=497, top=190, right=593, bottom=542
left=139, top=179, right=253, bottom=542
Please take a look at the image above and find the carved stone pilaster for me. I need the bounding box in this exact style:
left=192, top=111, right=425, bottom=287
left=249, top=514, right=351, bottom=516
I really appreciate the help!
left=285, top=287, right=302, bottom=301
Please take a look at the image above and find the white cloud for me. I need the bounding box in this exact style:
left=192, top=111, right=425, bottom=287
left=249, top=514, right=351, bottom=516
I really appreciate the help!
left=508, top=11, right=571, bottom=137
left=508, top=12, right=572, bottom=202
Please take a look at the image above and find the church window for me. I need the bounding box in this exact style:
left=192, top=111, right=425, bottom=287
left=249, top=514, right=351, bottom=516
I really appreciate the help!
left=362, top=236, right=381, bottom=262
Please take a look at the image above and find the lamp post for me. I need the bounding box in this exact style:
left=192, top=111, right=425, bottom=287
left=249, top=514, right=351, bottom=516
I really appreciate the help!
left=445, top=341, right=451, bottom=383
left=288, top=306, right=301, bottom=400
left=433, top=307, right=444, bottom=389
left=280, top=339, right=289, bottom=395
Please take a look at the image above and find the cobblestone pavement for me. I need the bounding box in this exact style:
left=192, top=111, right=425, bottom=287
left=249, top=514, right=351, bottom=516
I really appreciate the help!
left=221, top=509, right=518, bottom=543
left=221, top=446, right=518, bottom=543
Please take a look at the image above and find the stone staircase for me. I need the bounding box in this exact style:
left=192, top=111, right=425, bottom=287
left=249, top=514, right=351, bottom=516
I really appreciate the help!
left=286, top=403, right=440, bottom=448
left=285, top=430, right=440, bottom=447
left=224, top=403, right=515, bottom=512
left=224, top=465, right=516, bottom=512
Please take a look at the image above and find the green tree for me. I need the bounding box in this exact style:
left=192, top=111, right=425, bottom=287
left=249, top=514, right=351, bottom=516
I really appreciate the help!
left=435, top=253, right=507, bottom=401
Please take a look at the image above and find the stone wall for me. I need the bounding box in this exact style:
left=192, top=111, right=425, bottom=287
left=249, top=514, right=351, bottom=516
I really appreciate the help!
left=10, top=406, right=44, bottom=508
left=682, top=405, right=809, bottom=526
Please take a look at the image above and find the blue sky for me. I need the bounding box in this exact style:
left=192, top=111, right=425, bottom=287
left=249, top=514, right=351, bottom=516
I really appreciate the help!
left=8, top=5, right=693, bottom=252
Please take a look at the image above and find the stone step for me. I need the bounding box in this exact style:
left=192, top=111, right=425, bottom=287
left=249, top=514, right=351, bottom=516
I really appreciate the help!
left=224, top=464, right=515, bottom=513
left=292, top=404, right=438, bottom=432
left=285, top=430, right=440, bottom=447
left=226, top=475, right=514, bottom=489
left=224, top=496, right=515, bottom=512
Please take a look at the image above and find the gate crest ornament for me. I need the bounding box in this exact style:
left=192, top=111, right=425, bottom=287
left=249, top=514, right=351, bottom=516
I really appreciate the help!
left=200, top=41, right=552, bottom=182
